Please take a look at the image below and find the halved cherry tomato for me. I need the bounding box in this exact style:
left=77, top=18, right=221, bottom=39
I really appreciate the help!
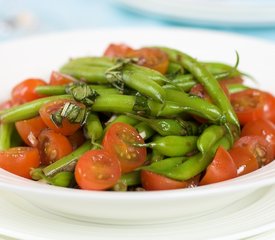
left=219, top=76, right=244, bottom=86
left=229, top=136, right=273, bottom=176
left=141, top=170, right=200, bottom=191
left=103, top=43, right=133, bottom=58
left=11, top=78, right=47, bottom=105
left=241, top=119, right=275, bottom=157
left=75, top=149, right=121, bottom=190
left=15, top=116, right=47, bottom=147
left=39, top=99, right=84, bottom=136
left=230, top=89, right=275, bottom=125
left=126, top=47, right=169, bottom=74
left=38, top=129, right=73, bottom=166
left=49, top=71, right=74, bottom=86
left=67, top=129, right=86, bottom=150
left=102, top=122, right=146, bottom=173
left=199, top=146, right=237, bottom=186
left=0, top=147, right=40, bottom=179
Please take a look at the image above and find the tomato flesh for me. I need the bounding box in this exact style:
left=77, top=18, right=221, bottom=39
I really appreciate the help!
left=15, top=116, right=47, bottom=147
left=38, top=129, right=73, bottom=165
left=199, top=146, right=237, bottom=185
left=11, top=78, right=47, bottom=105
left=103, top=43, right=133, bottom=58
left=103, top=122, right=146, bottom=173
left=75, top=149, right=121, bottom=190
left=39, top=99, right=83, bottom=136
left=0, top=147, right=40, bottom=179
left=49, top=71, right=74, bottom=86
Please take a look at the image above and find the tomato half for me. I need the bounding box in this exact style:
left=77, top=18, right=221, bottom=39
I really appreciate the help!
left=39, top=99, right=84, bottom=136
left=0, top=100, right=13, bottom=111
left=15, top=116, right=47, bottom=147
left=0, top=147, right=40, bottom=179
left=11, top=78, right=47, bottom=105
left=229, top=136, right=273, bottom=176
left=103, top=43, right=133, bottom=58
left=38, top=129, right=73, bottom=166
left=126, top=47, right=169, bottom=74
left=241, top=119, right=275, bottom=158
left=199, top=146, right=237, bottom=185
left=67, top=129, right=86, bottom=150
left=49, top=71, right=74, bottom=86
left=141, top=170, right=199, bottom=191
left=75, top=149, right=121, bottom=190
left=103, top=122, right=146, bottom=173
left=230, top=89, right=275, bottom=125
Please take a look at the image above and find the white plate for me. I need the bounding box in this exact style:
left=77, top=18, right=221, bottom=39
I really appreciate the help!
left=117, top=0, right=275, bottom=27
left=0, top=28, right=275, bottom=225
left=1, top=186, right=275, bottom=240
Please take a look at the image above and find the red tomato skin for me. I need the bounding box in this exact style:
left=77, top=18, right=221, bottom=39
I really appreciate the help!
left=75, top=149, right=121, bottom=191
left=39, top=99, right=83, bottom=136
left=103, top=122, right=147, bottom=173
left=241, top=119, right=275, bottom=158
left=141, top=170, right=190, bottom=191
left=230, top=89, right=275, bottom=125
left=199, top=147, right=237, bottom=186
left=103, top=43, right=133, bottom=58
left=38, top=129, right=73, bottom=166
left=0, top=100, right=13, bottom=111
left=49, top=71, right=74, bottom=86
left=15, top=116, right=47, bottom=147
left=11, top=78, right=47, bottom=105
left=0, top=147, right=40, bottom=179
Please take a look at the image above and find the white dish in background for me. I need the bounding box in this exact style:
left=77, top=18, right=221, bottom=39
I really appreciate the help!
left=0, top=28, right=275, bottom=225
left=117, top=0, right=275, bottom=27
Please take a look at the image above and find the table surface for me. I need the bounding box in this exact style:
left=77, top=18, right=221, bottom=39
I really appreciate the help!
left=0, top=0, right=275, bottom=42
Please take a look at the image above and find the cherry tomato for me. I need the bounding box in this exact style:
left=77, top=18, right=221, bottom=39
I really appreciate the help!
left=102, top=122, right=146, bottom=173
left=75, top=149, right=121, bottom=190
left=126, top=47, right=169, bottom=74
left=199, top=147, right=237, bottom=186
left=103, top=43, right=133, bottom=58
left=38, top=129, right=73, bottom=166
left=0, top=100, right=13, bottom=111
left=229, top=136, right=273, bottom=176
left=230, top=89, right=275, bottom=125
left=49, top=71, right=74, bottom=86
left=11, top=78, right=47, bottom=105
left=219, top=76, right=244, bottom=86
left=67, top=129, right=86, bottom=150
left=141, top=170, right=199, bottom=191
left=0, top=147, right=40, bottom=179
left=15, top=116, right=47, bottom=147
left=241, top=119, right=275, bottom=157
left=39, top=99, right=84, bottom=136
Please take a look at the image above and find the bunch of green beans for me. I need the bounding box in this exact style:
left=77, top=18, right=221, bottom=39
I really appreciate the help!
left=0, top=48, right=247, bottom=190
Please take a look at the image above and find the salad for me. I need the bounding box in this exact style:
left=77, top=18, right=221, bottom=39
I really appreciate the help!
left=0, top=44, right=274, bottom=191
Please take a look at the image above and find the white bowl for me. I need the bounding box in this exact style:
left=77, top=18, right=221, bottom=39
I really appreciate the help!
left=0, top=28, right=274, bottom=224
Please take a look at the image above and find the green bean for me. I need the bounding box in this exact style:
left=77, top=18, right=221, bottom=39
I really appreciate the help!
left=106, top=63, right=167, bottom=102
left=108, top=115, right=139, bottom=126
left=165, top=89, right=224, bottom=123
left=60, top=65, right=109, bottom=84
left=151, top=148, right=164, bottom=162
left=0, top=95, right=73, bottom=123
left=35, top=85, right=114, bottom=96
left=158, top=47, right=240, bottom=128
left=65, top=57, right=115, bottom=67
left=134, top=122, right=155, bottom=140
left=120, top=171, right=141, bottom=186
left=165, top=135, right=231, bottom=181
left=136, top=136, right=198, bottom=157
left=43, top=141, right=92, bottom=177
left=166, top=62, right=184, bottom=76
left=141, top=157, right=187, bottom=176
left=203, top=62, right=242, bottom=78
left=0, top=123, right=14, bottom=150
left=227, top=83, right=250, bottom=94
left=197, top=125, right=226, bottom=154
left=85, top=113, right=103, bottom=143
left=128, top=113, right=197, bottom=136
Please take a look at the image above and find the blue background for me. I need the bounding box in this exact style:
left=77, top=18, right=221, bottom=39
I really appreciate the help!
left=0, top=0, right=275, bottom=42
